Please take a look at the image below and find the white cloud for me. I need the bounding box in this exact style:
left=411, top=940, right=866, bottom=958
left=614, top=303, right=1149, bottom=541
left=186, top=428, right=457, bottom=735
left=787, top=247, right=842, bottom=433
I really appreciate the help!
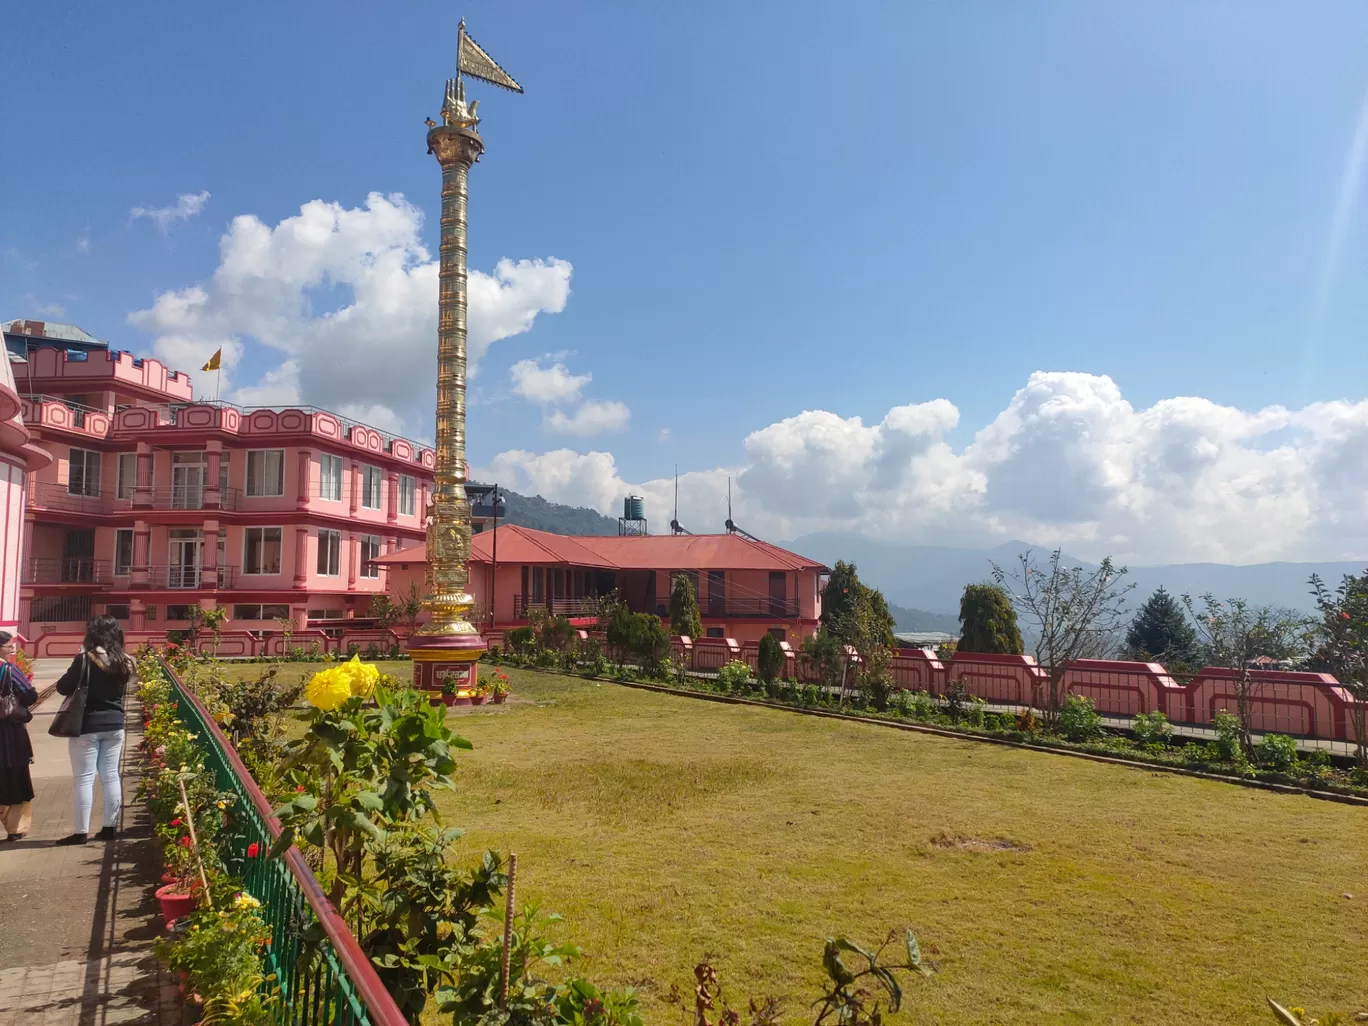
left=477, top=372, right=1368, bottom=564
left=545, top=399, right=631, bottom=436
left=22, top=296, right=65, bottom=319
left=75, top=234, right=90, bottom=254
left=129, top=193, right=572, bottom=433
left=229, top=360, right=301, bottom=407
left=510, top=358, right=590, bottom=403
left=658, top=428, right=671, bottom=442
left=131, top=190, right=211, bottom=231
left=338, top=402, right=405, bottom=435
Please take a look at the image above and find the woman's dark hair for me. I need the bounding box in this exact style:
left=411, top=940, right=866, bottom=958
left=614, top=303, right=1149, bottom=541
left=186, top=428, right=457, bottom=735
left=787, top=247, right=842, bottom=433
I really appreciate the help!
left=84, top=615, right=131, bottom=682
left=0, top=631, right=12, bottom=648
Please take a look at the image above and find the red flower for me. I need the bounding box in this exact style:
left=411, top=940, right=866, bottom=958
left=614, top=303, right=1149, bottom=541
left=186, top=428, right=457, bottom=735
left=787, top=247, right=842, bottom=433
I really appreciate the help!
left=178, top=835, right=192, bottom=848
left=170, top=818, right=182, bottom=827
left=1341, top=612, right=1352, bottom=620
left=246, top=842, right=260, bottom=858
left=295, top=785, right=305, bottom=792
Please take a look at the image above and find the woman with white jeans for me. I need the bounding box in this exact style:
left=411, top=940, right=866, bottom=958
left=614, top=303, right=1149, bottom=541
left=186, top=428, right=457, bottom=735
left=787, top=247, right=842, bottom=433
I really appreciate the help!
left=53, top=615, right=135, bottom=845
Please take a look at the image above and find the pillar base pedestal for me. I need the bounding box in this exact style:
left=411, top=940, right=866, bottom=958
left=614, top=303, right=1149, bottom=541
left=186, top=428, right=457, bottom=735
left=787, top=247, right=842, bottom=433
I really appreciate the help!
left=408, top=630, right=487, bottom=693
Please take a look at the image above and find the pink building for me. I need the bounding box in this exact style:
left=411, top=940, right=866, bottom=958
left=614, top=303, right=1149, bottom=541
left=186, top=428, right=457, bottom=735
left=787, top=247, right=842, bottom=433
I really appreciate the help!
left=5, top=319, right=435, bottom=636
left=377, top=524, right=829, bottom=645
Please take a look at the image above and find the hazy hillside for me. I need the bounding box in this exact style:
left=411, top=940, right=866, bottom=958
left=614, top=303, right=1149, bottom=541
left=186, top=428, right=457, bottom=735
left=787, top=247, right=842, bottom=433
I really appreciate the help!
left=790, top=532, right=1368, bottom=614
left=887, top=604, right=961, bottom=633
left=475, top=485, right=618, bottom=536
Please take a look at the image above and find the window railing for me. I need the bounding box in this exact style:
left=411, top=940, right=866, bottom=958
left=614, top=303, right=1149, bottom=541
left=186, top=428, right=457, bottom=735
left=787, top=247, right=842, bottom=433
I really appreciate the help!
left=29, top=481, right=112, bottom=514
left=22, top=556, right=113, bottom=585
left=512, top=596, right=600, bottom=618
left=158, top=658, right=408, bottom=1026
left=150, top=485, right=242, bottom=511
left=27, top=481, right=243, bottom=513
left=149, top=565, right=238, bottom=589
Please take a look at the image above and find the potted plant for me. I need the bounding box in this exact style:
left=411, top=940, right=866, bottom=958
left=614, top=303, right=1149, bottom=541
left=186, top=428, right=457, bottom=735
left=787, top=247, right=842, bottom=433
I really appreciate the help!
left=470, top=677, right=490, bottom=705
left=439, top=675, right=463, bottom=707
left=490, top=671, right=510, bottom=704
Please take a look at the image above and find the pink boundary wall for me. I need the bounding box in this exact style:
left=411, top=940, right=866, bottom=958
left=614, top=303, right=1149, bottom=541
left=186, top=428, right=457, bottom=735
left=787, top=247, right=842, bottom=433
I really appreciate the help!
left=30, top=629, right=1366, bottom=743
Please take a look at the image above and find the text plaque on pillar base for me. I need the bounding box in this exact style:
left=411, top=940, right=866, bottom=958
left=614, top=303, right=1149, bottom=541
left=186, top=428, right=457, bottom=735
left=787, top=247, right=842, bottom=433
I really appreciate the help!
left=409, top=633, right=486, bottom=693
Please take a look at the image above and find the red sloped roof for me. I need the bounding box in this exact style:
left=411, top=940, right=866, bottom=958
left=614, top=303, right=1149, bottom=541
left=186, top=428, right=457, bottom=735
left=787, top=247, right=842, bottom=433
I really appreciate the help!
left=372, top=525, right=826, bottom=572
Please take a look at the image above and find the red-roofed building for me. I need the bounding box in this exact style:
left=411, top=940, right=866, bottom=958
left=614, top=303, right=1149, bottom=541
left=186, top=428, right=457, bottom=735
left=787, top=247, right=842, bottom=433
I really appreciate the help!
left=374, top=525, right=829, bottom=644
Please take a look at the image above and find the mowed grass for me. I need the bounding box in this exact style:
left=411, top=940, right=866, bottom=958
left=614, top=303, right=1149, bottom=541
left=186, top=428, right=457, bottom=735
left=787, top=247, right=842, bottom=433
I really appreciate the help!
left=215, top=660, right=1368, bottom=1023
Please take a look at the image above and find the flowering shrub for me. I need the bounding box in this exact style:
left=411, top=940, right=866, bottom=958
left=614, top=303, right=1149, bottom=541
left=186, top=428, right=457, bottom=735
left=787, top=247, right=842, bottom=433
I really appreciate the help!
left=156, top=892, right=278, bottom=1025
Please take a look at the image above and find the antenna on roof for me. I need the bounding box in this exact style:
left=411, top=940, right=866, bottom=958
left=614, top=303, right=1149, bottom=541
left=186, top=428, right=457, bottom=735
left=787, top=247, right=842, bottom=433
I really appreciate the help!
left=670, top=464, right=691, bottom=535
left=724, top=476, right=763, bottom=543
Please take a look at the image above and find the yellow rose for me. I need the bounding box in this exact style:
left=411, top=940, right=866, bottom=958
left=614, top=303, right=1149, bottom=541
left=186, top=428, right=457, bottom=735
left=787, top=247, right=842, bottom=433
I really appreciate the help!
left=305, top=667, right=352, bottom=711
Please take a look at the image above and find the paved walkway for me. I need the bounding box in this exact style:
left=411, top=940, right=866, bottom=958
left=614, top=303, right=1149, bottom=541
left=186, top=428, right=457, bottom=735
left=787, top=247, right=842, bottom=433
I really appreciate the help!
left=0, top=661, right=179, bottom=1026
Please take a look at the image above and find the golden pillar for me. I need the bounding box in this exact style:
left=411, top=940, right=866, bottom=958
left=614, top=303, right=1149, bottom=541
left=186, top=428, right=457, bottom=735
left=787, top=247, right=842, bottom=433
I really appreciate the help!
left=409, top=22, right=521, bottom=693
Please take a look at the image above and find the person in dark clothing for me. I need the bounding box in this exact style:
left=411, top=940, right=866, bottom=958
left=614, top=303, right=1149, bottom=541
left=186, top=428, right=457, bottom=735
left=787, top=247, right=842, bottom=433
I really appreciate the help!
left=54, top=616, right=135, bottom=845
left=0, top=631, right=38, bottom=840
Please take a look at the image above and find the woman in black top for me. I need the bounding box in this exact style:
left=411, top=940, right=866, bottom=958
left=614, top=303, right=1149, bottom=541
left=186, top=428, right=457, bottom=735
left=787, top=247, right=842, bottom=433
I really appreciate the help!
left=54, top=616, right=135, bottom=845
left=0, top=631, right=39, bottom=840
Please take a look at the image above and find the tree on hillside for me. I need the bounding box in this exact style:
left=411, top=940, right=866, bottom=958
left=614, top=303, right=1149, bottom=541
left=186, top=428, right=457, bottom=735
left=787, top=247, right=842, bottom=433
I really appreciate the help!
left=822, top=561, right=895, bottom=649
left=820, top=561, right=860, bottom=635
left=1182, top=593, right=1311, bottom=755
left=993, top=548, right=1134, bottom=729
left=957, top=583, right=1023, bottom=654
left=669, top=573, right=703, bottom=640
left=1306, top=571, right=1368, bottom=766
left=1125, top=587, right=1200, bottom=667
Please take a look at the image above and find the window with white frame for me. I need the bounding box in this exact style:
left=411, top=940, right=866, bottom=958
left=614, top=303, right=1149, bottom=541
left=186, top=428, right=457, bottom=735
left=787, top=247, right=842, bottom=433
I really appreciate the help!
left=116, top=453, right=137, bottom=499
left=361, top=465, right=383, bottom=509
left=398, top=474, right=416, bottom=516
left=113, top=529, right=134, bottom=576
left=317, top=529, right=341, bottom=576
left=360, top=535, right=382, bottom=578
left=68, top=448, right=101, bottom=496
left=246, top=449, right=285, bottom=497
left=243, top=527, right=283, bottom=575
left=320, top=453, right=344, bottom=501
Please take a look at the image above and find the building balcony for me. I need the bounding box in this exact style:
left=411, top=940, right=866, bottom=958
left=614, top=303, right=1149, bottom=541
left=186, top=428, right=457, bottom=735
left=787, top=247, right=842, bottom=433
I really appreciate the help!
left=147, top=565, right=239, bottom=590
left=26, top=481, right=242, bottom=516
left=512, top=596, right=599, bottom=618
left=23, top=557, right=113, bottom=585
left=508, top=595, right=802, bottom=620
left=706, top=596, right=800, bottom=618
left=141, top=485, right=242, bottom=512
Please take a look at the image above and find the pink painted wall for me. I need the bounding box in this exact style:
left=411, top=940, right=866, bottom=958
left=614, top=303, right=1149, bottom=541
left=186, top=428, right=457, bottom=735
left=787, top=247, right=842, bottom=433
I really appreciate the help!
left=0, top=456, right=25, bottom=632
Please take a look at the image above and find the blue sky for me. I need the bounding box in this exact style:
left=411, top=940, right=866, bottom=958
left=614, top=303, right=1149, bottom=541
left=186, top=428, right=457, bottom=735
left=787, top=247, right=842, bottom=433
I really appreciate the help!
left=6, top=3, right=1368, bottom=561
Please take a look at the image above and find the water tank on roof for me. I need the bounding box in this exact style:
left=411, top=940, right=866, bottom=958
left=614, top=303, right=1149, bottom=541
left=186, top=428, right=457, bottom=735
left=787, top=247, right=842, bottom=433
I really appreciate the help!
left=624, top=495, right=645, bottom=520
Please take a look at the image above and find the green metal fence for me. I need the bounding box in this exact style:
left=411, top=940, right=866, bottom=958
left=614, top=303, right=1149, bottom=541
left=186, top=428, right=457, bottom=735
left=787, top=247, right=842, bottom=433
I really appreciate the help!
left=161, top=659, right=408, bottom=1026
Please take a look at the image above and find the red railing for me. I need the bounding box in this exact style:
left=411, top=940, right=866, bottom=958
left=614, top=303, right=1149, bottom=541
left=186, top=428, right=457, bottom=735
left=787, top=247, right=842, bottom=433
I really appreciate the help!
left=163, top=659, right=409, bottom=1026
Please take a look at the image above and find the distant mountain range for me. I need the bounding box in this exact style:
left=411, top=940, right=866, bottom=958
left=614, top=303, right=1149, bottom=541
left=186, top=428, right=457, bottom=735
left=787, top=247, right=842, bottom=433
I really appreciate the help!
left=472, top=489, right=1364, bottom=616
left=789, top=533, right=1368, bottom=615
left=476, top=485, right=619, bottom=536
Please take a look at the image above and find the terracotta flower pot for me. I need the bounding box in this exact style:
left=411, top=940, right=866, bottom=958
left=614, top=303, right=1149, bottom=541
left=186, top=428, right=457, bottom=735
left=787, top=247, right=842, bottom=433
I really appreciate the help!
left=440, top=694, right=459, bottom=706
left=470, top=694, right=487, bottom=706
left=492, top=693, right=508, bottom=704
left=155, top=883, right=197, bottom=928
left=161, top=871, right=177, bottom=885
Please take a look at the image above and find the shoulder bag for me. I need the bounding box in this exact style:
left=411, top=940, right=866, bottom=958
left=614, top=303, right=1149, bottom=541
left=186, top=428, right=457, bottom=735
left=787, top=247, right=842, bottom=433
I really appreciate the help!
left=49, top=654, right=90, bottom=738
left=0, top=665, right=32, bottom=725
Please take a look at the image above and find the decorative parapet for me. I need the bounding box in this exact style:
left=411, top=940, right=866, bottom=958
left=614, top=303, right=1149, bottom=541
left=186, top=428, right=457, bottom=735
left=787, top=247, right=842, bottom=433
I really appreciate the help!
left=26, top=346, right=193, bottom=401
left=107, top=404, right=436, bottom=468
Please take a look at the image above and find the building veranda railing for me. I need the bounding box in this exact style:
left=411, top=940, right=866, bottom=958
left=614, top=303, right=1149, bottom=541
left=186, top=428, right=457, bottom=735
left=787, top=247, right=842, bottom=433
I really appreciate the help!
left=156, top=658, right=408, bottom=1026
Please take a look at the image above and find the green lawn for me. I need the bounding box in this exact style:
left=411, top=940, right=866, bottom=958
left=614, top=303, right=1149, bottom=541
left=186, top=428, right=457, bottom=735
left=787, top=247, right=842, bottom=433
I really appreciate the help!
left=217, top=660, right=1368, bottom=1023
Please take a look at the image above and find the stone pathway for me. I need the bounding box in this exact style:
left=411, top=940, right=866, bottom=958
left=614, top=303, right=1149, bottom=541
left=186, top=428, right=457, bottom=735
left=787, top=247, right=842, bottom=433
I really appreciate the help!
left=0, top=664, right=180, bottom=1025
